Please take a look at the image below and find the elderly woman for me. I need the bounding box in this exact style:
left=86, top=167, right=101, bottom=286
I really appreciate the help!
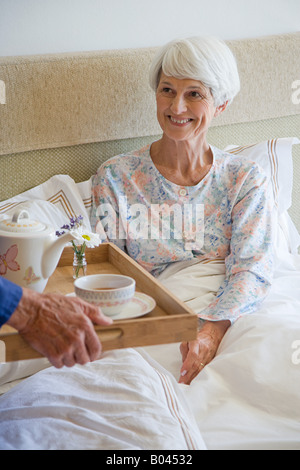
left=91, top=36, right=274, bottom=385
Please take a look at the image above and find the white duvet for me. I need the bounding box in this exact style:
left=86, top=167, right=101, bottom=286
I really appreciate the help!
left=0, top=348, right=205, bottom=450
left=0, top=252, right=300, bottom=450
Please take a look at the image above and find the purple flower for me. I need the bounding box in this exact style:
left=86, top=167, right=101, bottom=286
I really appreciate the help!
left=56, top=215, right=85, bottom=237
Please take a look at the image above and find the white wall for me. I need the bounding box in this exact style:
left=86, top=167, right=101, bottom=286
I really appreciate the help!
left=0, top=0, right=299, bottom=56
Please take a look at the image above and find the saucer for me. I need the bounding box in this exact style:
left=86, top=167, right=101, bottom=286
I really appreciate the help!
left=67, top=292, right=156, bottom=320
left=112, top=292, right=156, bottom=320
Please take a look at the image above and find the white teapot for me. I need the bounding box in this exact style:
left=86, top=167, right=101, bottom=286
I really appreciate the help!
left=0, top=209, right=74, bottom=292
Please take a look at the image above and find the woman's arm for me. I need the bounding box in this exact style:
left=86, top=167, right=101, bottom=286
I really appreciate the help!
left=199, top=168, right=274, bottom=323
left=179, top=167, right=275, bottom=384
left=90, top=165, right=127, bottom=252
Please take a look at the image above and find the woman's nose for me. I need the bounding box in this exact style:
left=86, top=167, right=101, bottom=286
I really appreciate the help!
left=170, top=95, right=187, bottom=114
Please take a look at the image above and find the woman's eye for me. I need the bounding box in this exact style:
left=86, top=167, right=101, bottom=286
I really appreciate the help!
left=190, top=91, right=202, bottom=99
left=162, top=87, right=173, bottom=94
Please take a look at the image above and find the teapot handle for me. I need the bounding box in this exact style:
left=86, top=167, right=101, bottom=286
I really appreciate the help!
left=12, top=209, right=30, bottom=223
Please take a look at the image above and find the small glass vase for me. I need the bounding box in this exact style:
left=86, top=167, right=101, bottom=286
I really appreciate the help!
left=73, top=251, right=87, bottom=279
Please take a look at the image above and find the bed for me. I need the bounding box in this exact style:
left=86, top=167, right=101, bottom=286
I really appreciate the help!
left=0, top=32, right=300, bottom=450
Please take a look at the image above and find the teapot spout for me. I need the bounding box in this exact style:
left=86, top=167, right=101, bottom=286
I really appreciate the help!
left=42, top=232, right=74, bottom=280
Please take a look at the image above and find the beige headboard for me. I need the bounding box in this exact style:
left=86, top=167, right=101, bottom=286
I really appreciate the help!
left=0, top=32, right=299, bottom=228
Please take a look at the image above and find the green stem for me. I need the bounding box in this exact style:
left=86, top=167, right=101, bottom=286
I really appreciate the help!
left=72, top=242, right=87, bottom=278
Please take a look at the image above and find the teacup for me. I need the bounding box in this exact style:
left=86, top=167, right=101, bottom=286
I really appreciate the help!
left=74, top=274, right=136, bottom=316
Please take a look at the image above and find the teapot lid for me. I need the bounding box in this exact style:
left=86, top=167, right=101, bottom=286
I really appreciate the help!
left=0, top=210, right=46, bottom=233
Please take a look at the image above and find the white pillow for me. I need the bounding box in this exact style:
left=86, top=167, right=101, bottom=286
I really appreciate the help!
left=225, top=137, right=299, bottom=214
left=76, top=177, right=92, bottom=220
left=0, top=175, right=91, bottom=231
left=225, top=137, right=300, bottom=253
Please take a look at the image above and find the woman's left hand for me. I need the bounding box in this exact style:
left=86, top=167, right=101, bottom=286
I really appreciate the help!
left=179, top=319, right=230, bottom=385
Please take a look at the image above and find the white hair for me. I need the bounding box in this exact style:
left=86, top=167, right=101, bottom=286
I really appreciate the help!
left=149, top=36, right=240, bottom=107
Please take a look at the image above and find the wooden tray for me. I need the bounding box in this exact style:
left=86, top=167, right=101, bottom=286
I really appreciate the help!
left=0, top=243, right=197, bottom=362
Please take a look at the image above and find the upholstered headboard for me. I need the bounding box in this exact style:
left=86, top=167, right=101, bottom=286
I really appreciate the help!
left=0, top=32, right=299, bottom=229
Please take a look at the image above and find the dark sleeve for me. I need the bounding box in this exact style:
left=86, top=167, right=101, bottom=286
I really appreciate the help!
left=0, top=278, right=22, bottom=327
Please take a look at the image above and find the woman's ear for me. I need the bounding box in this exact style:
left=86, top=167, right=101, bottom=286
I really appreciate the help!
left=214, top=101, right=229, bottom=117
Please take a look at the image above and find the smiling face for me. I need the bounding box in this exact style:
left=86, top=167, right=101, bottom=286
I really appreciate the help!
left=156, top=73, right=223, bottom=144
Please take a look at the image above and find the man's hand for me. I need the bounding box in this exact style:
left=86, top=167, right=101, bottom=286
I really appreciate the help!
left=7, top=288, right=113, bottom=368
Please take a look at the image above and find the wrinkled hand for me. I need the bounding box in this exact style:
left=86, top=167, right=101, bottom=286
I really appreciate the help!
left=8, top=288, right=113, bottom=368
left=179, top=320, right=230, bottom=385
